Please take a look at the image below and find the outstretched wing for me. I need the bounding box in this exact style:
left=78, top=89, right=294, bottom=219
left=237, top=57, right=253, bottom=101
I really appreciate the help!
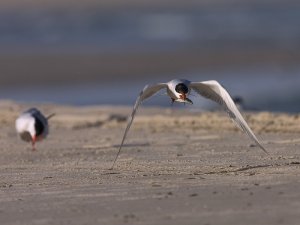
left=190, top=80, right=267, bottom=153
left=111, top=83, right=167, bottom=169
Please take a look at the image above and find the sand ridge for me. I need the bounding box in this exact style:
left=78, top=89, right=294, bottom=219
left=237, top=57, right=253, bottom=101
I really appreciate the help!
left=1, top=101, right=298, bottom=132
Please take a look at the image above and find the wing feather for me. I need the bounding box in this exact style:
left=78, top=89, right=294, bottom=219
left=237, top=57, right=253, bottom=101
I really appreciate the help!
left=111, top=83, right=167, bottom=169
left=190, top=80, right=267, bottom=153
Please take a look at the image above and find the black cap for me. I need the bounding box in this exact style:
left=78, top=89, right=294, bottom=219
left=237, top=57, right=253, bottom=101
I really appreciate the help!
left=175, top=83, right=189, bottom=94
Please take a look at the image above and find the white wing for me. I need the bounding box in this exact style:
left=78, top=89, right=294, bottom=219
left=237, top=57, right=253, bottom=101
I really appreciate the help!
left=190, top=80, right=267, bottom=153
left=111, top=83, right=167, bottom=169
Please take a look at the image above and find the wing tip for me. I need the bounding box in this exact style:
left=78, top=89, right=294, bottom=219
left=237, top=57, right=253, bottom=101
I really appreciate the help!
left=258, top=144, right=269, bottom=154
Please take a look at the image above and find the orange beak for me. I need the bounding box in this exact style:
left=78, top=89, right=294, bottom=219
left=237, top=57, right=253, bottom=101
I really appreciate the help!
left=179, top=93, right=186, bottom=100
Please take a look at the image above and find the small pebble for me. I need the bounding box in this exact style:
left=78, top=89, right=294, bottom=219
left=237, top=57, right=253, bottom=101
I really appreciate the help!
left=189, top=193, right=198, bottom=197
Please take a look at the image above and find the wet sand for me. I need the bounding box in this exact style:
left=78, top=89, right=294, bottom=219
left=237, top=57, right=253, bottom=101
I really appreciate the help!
left=0, top=101, right=300, bottom=225
left=1, top=48, right=300, bottom=88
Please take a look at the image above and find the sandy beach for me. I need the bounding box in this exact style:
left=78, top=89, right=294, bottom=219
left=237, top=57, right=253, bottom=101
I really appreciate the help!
left=1, top=0, right=299, bottom=223
left=0, top=101, right=299, bottom=224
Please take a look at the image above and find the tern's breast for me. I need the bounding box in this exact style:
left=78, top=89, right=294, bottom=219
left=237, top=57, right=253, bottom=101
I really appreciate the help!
left=15, top=115, right=35, bottom=135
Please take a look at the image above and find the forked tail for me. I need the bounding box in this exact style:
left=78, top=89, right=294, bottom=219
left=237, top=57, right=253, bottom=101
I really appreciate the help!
left=46, top=113, right=56, bottom=120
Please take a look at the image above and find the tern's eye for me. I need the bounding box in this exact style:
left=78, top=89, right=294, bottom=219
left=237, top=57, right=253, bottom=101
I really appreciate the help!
left=175, top=83, right=188, bottom=94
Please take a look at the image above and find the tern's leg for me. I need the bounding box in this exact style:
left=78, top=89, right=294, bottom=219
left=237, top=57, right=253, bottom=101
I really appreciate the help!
left=171, top=98, right=175, bottom=106
left=31, top=142, right=36, bottom=151
left=31, top=136, right=37, bottom=151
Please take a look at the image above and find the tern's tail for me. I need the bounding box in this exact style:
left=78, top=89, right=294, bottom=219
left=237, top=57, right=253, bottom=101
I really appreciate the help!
left=46, top=113, right=56, bottom=120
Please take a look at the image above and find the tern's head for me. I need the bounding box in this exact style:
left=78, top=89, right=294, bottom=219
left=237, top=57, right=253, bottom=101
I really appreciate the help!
left=15, top=115, right=37, bottom=143
left=175, top=83, right=188, bottom=95
left=174, top=83, right=193, bottom=104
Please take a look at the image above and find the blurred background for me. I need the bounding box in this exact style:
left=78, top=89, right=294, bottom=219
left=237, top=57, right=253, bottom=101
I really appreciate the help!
left=0, top=0, right=299, bottom=112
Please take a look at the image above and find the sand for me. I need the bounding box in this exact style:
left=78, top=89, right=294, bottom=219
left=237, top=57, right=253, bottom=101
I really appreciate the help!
left=0, top=101, right=300, bottom=225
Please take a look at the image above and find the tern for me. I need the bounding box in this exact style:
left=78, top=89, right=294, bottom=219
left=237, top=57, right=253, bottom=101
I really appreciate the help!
left=111, top=79, right=267, bottom=169
left=15, top=108, right=55, bottom=150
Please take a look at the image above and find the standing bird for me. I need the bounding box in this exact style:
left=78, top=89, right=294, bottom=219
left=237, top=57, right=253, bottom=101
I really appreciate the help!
left=15, top=108, right=55, bottom=150
left=111, top=79, right=267, bottom=169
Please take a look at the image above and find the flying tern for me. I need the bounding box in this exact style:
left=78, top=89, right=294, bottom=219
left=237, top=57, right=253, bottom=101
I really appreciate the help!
left=15, top=108, right=55, bottom=150
left=111, top=79, right=267, bottom=169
